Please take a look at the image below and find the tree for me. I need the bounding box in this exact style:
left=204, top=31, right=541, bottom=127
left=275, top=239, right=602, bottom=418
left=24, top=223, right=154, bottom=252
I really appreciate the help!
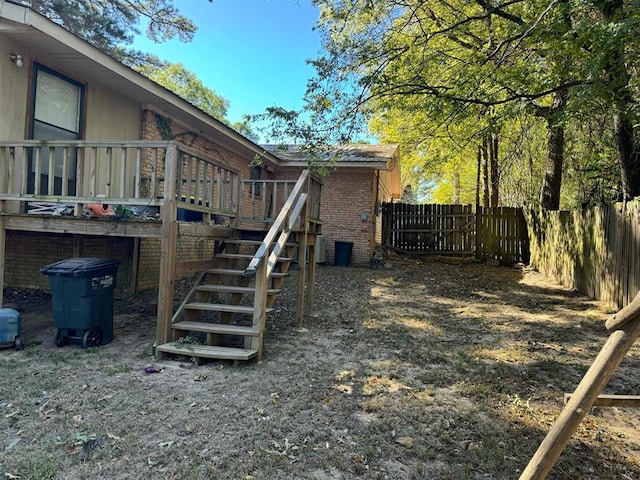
left=25, top=0, right=198, bottom=64
left=136, top=61, right=230, bottom=120
left=306, top=1, right=592, bottom=208
left=261, top=0, right=639, bottom=209
left=136, top=61, right=260, bottom=142
left=590, top=0, right=640, bottom=200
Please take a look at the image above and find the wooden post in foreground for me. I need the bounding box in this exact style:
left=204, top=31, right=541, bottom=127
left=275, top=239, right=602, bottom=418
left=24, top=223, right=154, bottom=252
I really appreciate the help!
left=519, top=303, right=640, bottom=480
left=0, top=216, right=5, bottom=307
left=295, top=230, right=307, bottom=328
left=155, top=143, right=178, bottom=355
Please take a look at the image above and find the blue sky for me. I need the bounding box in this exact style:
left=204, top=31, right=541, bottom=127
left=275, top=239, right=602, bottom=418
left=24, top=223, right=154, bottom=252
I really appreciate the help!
left=132, top=0, right=321, bottom=134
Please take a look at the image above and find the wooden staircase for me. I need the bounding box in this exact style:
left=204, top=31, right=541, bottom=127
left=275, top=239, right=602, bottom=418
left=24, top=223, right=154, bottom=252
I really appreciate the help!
left=156, top=236, right=297, bottom=362
left=154, top=169, right=321, bottom=363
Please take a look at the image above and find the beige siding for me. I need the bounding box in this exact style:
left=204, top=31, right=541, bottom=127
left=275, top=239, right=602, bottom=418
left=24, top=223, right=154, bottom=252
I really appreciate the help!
left=0, top=35, right=29, bottom=140
left=375, top=168, right=397, bottom=245
left=1, top=40, right=144, bottom=198
left=84, top=82, right=141, bottom=141
left=76, top=83, right=142, bottom=197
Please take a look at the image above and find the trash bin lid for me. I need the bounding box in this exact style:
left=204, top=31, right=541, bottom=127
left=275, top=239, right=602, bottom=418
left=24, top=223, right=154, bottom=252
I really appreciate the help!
left=40, top=257, right=119, bottom=276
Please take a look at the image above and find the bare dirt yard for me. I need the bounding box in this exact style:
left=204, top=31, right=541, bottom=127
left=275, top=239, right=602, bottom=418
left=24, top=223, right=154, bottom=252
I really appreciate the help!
left=1, top=255, right=640, bottom=480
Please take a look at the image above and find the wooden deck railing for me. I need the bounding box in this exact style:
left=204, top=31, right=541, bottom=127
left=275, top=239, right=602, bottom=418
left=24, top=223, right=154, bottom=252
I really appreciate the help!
left=0, top=140, right=239, bottom=220
left=239, top=175, right=322, bottom=225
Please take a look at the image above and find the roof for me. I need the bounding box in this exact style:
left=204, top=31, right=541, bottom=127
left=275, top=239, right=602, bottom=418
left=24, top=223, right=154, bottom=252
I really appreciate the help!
left=261, top=144, right=400, bottom=169
left=0, top=0, right=283, bottom=167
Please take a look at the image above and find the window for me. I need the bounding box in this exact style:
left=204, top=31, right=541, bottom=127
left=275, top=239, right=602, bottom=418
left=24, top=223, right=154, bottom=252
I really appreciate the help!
left=29, top=64, right=84, bottom=195
left=250, top=165, right=262, bottom=196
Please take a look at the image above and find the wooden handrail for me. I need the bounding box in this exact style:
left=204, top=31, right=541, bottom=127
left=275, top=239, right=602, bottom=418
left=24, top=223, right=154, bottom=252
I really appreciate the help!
left=242, top=169, right=318, bottom=360
left=243, top=170, right=309, bottom=277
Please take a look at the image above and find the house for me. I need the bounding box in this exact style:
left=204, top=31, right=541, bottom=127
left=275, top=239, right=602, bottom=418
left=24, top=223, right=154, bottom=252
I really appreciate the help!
left=264, top=144, right=402, bottom=265
left=0, top=0, right=326, bottom=361
left=0, top=0, right=397, bottom=361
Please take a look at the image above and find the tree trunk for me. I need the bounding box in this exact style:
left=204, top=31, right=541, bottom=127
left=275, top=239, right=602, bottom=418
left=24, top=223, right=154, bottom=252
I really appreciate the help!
left=490, top=133, right=499, bottom=207
left=476, top=146, right=482, bottom=207
left=540, top=121, right=565, bottom=210
left=482, top=138, right=490, bottom=207
left=598, top=0, right=640, bottom=199
left=538, top=90, right=568, bottom=210
left=613, top=113, right=640, bottom=200
left=453, top=171, right=461, bottom=204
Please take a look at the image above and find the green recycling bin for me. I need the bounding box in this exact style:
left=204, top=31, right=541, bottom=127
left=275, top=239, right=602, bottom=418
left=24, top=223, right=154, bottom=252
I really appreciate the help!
left=41, top=257, right=119, bottom=348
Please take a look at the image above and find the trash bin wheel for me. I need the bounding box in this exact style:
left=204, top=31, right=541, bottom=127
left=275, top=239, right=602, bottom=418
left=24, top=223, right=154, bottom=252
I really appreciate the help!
left=82, top=328, right=102, bottom=348
left=54, top=328, right=67, bottom=347
left=14, top=335, right=21, bottom=351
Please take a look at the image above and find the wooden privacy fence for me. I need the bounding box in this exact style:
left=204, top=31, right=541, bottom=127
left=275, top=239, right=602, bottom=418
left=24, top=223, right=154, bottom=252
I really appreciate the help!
left=382, top=203, right=529, bottom=264
left=525, top=202, right=640, bottom=309
left=476, top=206, right=530, bottom=264
left=382, top=203, right=475, bottom=255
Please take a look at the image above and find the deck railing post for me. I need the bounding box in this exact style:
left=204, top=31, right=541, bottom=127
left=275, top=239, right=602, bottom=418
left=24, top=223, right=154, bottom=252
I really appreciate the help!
left=156, top=142, right=178, bottom=352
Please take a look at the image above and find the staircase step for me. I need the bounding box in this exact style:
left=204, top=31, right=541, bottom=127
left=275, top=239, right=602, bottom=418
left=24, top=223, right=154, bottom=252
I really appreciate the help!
left=184, top=302, right=275, bottom=314
left=196, top=285, right=281, bottom=295
left=217, top=253, right=294, bottom=262
left=224, top=239, right=298, bottom=247
left=156, top=342, right=258, bottom=361
left=172, top=321, right=260, bottom=336
left=206, top=268, right=289, bottom=278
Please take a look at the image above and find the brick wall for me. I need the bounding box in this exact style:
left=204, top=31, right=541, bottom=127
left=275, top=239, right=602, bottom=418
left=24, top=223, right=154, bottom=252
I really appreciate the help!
left=5, top=232, right=133, bottom=292
left=136, top=236, right=218, bottom=291
left=275, top=168, right=376, bottom=265
left=322, top=170, right=376, bottom=265
left=4, top=223, right=223, bottom=295
left=141, top=109, right=274, bottom=222
left=134, top=110, right=271, bottom=289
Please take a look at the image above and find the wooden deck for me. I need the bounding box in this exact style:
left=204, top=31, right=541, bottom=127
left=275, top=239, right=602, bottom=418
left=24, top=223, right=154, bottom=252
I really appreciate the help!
left=0, top=139, right=323, bottom=361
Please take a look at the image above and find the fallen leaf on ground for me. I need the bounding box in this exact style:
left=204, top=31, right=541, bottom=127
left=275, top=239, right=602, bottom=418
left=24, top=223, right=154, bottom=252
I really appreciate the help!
left=396, top=436, right=414, bottom=448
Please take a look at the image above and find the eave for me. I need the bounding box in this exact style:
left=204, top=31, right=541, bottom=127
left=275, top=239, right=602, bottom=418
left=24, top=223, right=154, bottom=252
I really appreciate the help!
left=0, top=0, right=283, bottom=167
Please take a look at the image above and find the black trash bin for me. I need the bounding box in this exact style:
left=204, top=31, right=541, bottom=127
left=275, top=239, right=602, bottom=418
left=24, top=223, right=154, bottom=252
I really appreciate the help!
left=41, top=258, right=119, bottom=348
left=334, top=241, right=354, bottom=267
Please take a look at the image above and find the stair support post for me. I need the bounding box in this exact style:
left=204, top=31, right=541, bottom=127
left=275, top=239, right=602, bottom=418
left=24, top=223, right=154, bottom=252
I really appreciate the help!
left=0, top=216, right=5, bottom=308
left=249, top=259, right=268, bottom=360
left=306, top=239, right=316, bottom=316
left=295, top=187, right=309, bottom=327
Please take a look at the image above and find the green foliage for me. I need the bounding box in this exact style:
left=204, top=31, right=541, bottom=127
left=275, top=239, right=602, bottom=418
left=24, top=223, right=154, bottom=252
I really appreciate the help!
left=136, top=61, right=229, bottom=120
left=25, top=0, right=198, bottom=64
left=252, top=0, right=640, bottom=207
left=136, top=61, right=259, bottom=142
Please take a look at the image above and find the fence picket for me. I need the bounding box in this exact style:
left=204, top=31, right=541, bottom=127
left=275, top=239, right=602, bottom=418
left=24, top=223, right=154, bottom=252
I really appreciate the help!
left=525, top=202, right=640, bottom=310
left=381, top=203, right=527, bottom=262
